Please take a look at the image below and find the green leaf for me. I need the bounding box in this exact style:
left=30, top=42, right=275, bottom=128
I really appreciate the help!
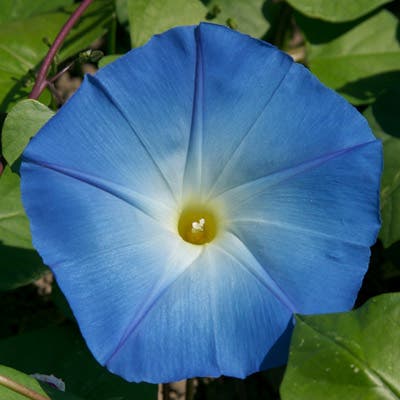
left=127, top=0, right=207, bottom=47
left=0, top=0, right=114, bottom=112
left=281, top=293, right=400, bottom=399
left=201, top=0, right=272, bottom=38
left=58, top=0, right=115, bottom=62
left=364, top=91, right=400, bottom=248
left=0, top=364, right=50, bottom=400
left=0, top=364, right=83, bottom=400
left=0, top=167, right=47, bottom=291
left=2, top=99, right=54, bottom=169
left=0, top=323, right=157, bottom=400
left=0, top=167, right=34, bottom=249
left=115, top=0, right=129, bottom=28
left=287, top=0, right=391, bottom=22
left=98, top=54, right=122, bottom=68
left=299, top=10, right=400, bottom=104
left=0, top=0, right=73, bottom=23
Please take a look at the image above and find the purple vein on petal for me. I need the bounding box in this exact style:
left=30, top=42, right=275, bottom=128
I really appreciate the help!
left=85, top=74, right=179, bottom=205
left=104, top=244, right=204, bottom=366
left=203, top=247, right=222, bottom=373
left=206, top=61, right=293, bottom=200
left=182, top=25, right=205, bottom=198
left=213, top=232, right=297, bottom=313
left=214, top=140, right=379, bottom=205
left=22, top=156, right=175, bottom=230
left=226, top=218, right=368, bottom=248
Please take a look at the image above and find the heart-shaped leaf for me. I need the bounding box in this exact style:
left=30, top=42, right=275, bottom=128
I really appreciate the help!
left=287, top=0, right=391, bottom=22
left=127, top=0, right=207, bottom=47
left=2, top=99, right=54, bottom=170
left=281, top=293, right=400, bottom=399
left=298, top=10, right=400, bottom=105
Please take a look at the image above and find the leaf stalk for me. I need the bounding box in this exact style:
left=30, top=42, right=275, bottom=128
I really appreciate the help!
left=0, top=374, right=50, bottom=400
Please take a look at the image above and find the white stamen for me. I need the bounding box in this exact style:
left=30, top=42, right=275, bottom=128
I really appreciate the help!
left=192, top=218, right=205, bottom=233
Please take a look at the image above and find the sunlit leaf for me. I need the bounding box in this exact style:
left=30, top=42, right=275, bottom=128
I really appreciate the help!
left=0, top=0, right=114, bottom=112
left=0, top=364, right=83, bottom=400
left=2, top=99, right=54, bottom=170
left=115, top=0, right=129, bottom=27
left=58, top=0, right=115, bottom=62
left=98, top=54, right=122, bottom=68
left=201, top=0, right=273, bottom=38
left=127, top=0, right=207, bottom=47
left=298, top=10, right=400, bottom=104
left=0, top=0, right=73, bottom=23
left=0, top=364, right=49, bottom=400
left=281, top=293, right=400, bottom=399
left=287, top=0, right=391, bottom=22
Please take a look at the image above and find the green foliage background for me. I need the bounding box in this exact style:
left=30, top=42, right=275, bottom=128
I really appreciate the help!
left=0, top=0, right=399, bottom=399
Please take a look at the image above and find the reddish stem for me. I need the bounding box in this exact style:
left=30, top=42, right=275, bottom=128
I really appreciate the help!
left=49, top=62, right=74, bottom=83
left=29, top=0, right=94, bottom=100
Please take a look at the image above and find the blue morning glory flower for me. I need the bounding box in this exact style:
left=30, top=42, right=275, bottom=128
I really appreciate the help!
left=21, top=23, right=381, bottom=383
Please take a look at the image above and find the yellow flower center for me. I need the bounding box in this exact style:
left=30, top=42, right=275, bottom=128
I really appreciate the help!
left=178, top=204, right=218, bottom=245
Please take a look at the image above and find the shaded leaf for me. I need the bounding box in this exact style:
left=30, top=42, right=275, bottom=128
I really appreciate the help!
left=364, top=91, right=400, bottom=247
left=0, top=0, right=114, bottom=112
left=287, top=0, right=391, bottom=22
left=298, top=10, right=400, bottom=104
left=196, top=367, right=285, bottom=399
left=356, top=241, right=400, bottom=307
left=0, top=168, right=35, bottom=249
left=115, top=0, right=129, bottom=28
left=2, top=99, right=54, bottom=169
left=59, top=0, right=115, bottom=62
left=0, top=167, right=47, bottom=291
left=281, top=293, right=400, bottom=399
left=0, top=284, right=65, bottom=340
left=51, top=281, right=75, bottom=321
left=0, top=323, right=157, bottom=400
left=201, top=0, right=272, bottom=38
left=127, top=0, right=207, bottom=47
left=0, top=0, right=73, bottom=23
left=42, top=385, right=84, bottom=400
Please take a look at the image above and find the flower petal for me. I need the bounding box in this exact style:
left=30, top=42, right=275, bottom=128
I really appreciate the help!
left=23, top=75, right=177, bottom=213
left=183, top=23, right=293, bottom=195
left=206, top=59, right=377, bottom=198
left=20, top=22, right=382, bottom=384
left=95, top=26, right=198, bottom=200
left=105, top=232, right=292, bottom=382
left=221, top=140, right=381, bottom=313
left=21, top=161, right=201, bottom=367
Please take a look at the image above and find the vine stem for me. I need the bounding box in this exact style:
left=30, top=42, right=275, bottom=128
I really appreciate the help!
left=29, top=0, right=94, bottom=100
left=162, top=383, right=170, bottom=400
left=185, top=378, right=195, bottom=400
left=0, top=374, right=50, bottom=400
